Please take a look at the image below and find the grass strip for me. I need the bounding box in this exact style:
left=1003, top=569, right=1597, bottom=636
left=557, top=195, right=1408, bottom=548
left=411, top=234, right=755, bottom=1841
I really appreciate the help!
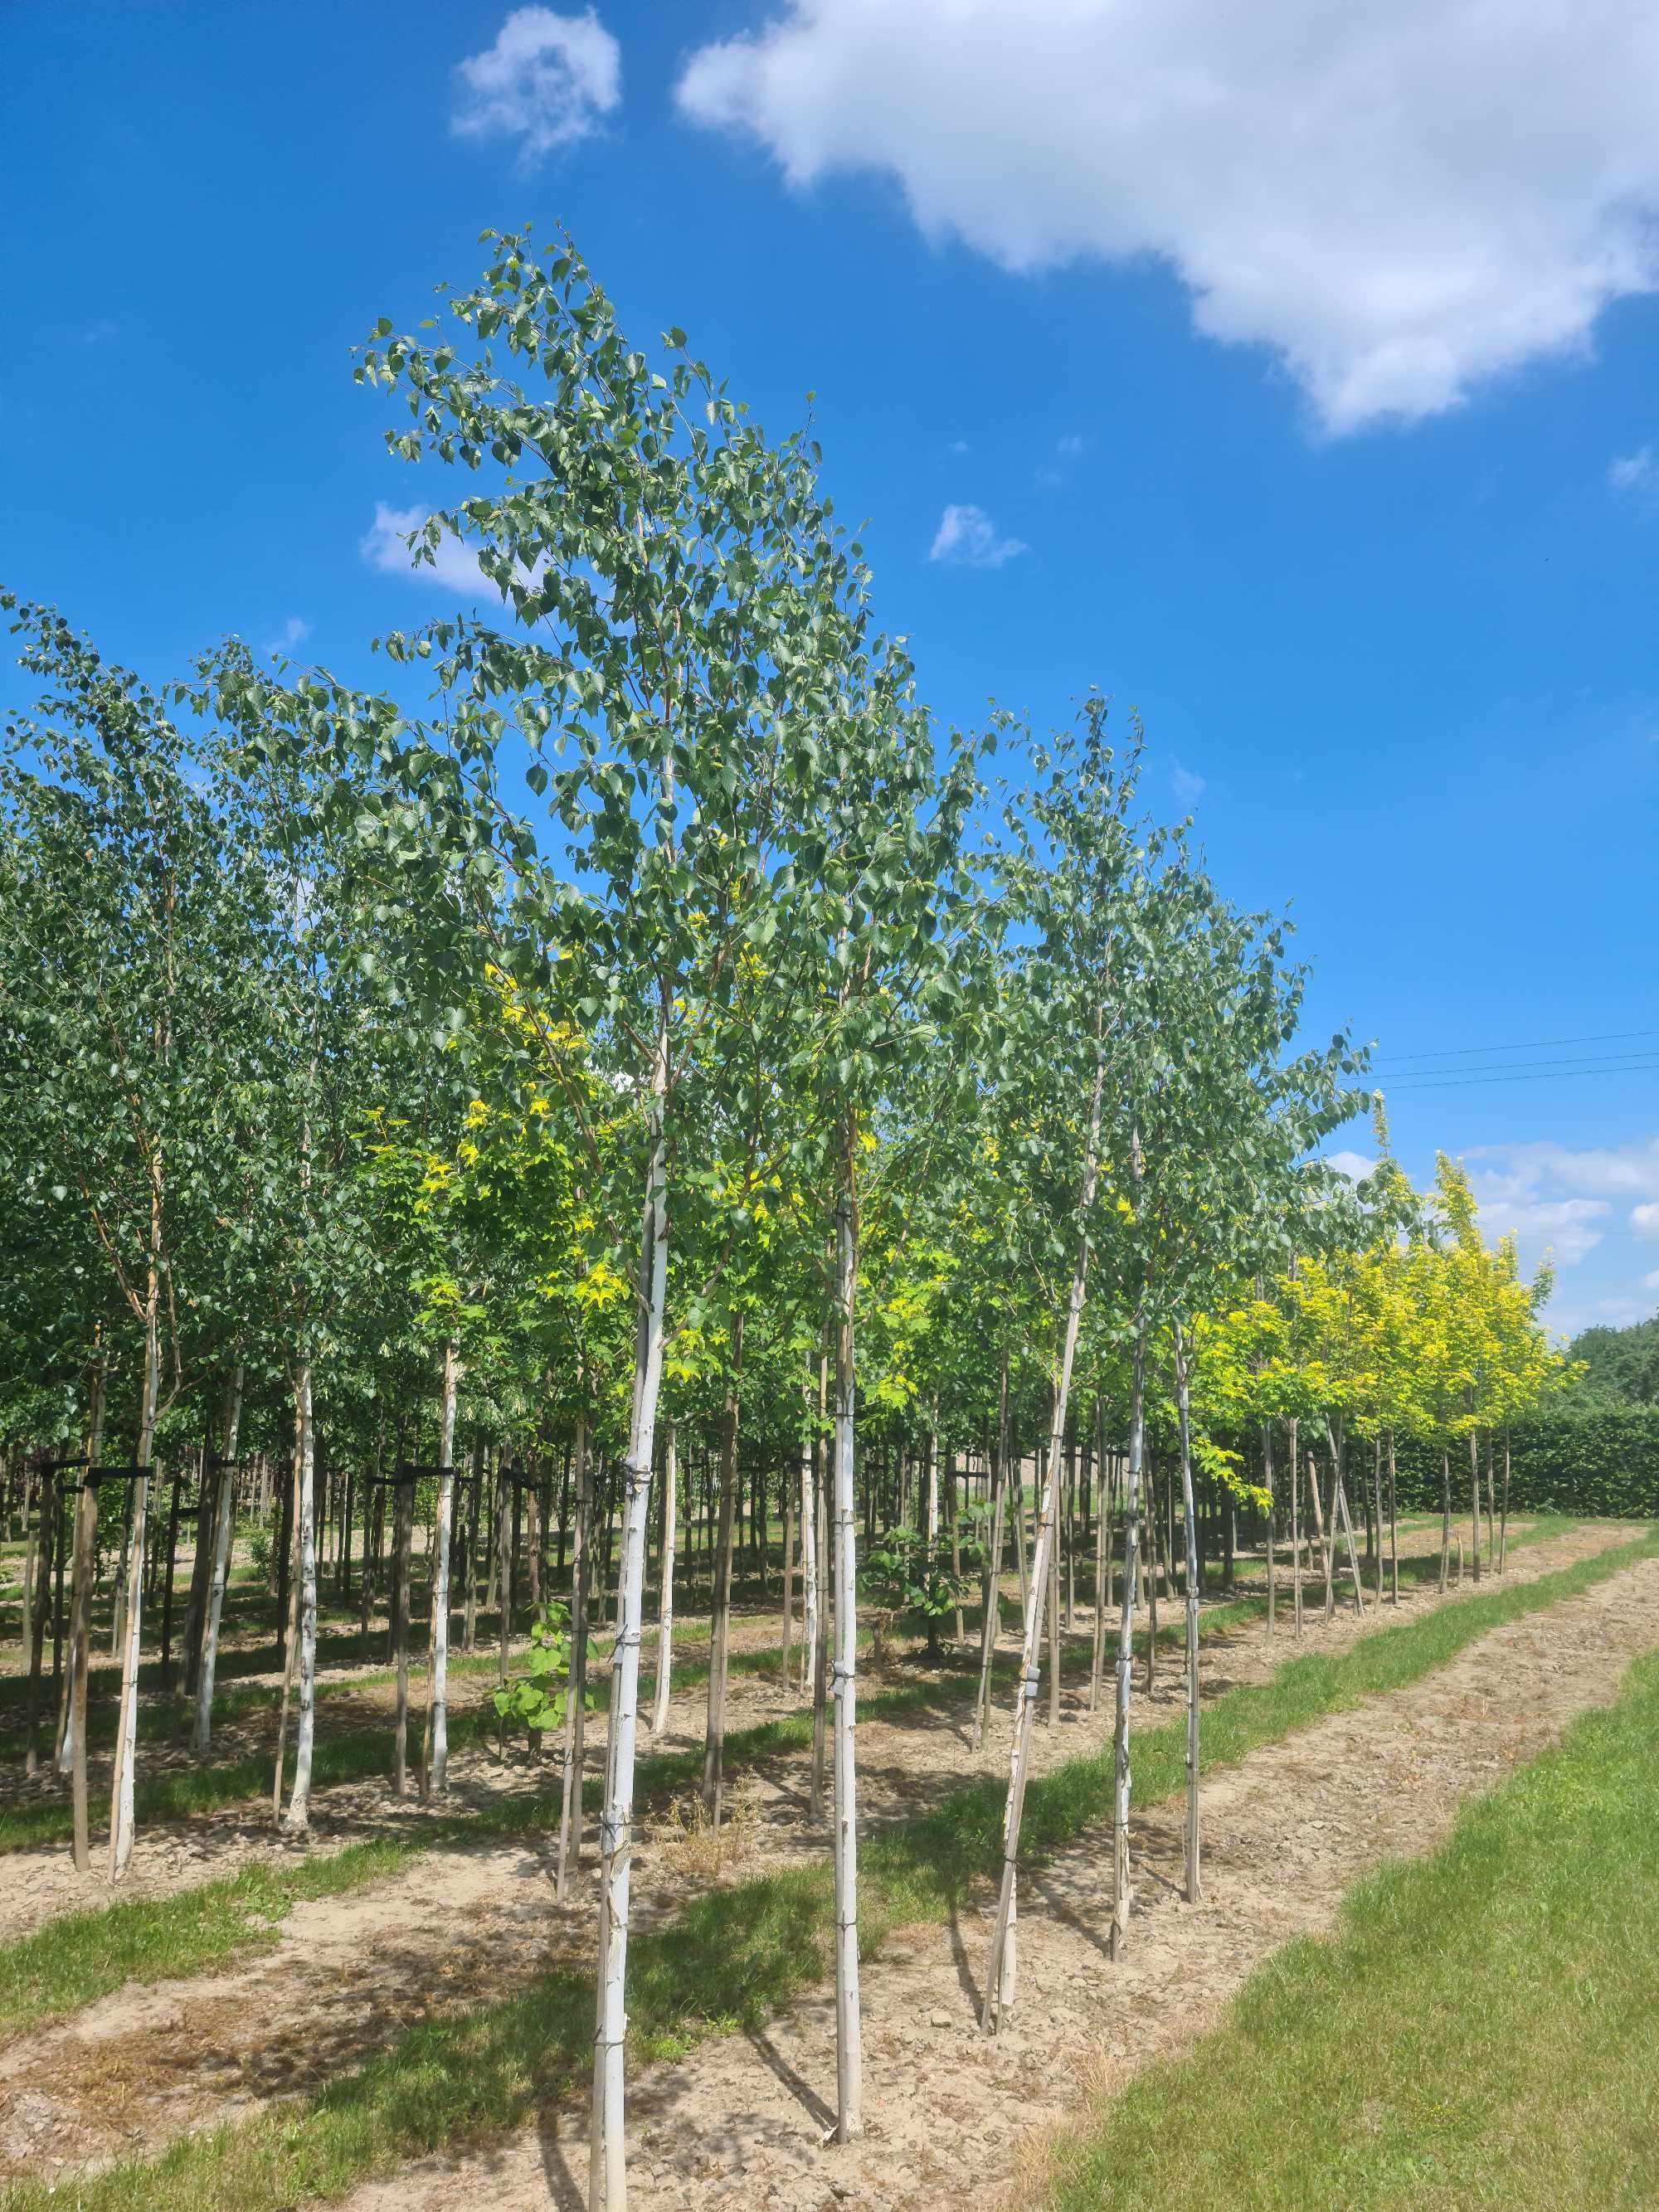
left=1039, top=1639, right=1659, bottom=2211
left=4, top=1527, right=1652, bottom=2212
left=0, top=1838, right=418, bottom=2042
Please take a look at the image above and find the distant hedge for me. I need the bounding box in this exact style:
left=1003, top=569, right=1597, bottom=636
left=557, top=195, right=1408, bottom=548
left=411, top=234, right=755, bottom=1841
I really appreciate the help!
left=1389, top=1407, right=1659, bottom=1522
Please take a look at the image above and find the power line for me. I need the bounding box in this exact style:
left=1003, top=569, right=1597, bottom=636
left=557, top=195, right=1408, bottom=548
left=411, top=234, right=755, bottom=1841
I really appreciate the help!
left=1378, top=1046, right=1659, bottom=1079
left=1379, top=1058, right=1659, bottom=1093
left=1373, top=1025, right=1659, bottom=1067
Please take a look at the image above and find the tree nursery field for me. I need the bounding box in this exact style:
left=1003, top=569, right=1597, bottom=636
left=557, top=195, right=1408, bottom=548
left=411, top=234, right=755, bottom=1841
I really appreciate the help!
left=3, top=231, right=1656, bottom=2212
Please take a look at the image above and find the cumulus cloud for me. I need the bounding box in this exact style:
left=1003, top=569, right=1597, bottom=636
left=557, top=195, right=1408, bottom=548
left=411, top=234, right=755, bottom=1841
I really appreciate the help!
left=453, top=7, right=620, bottom=164
left=1468, top=1136, right=1659, bottom=1201
left=1611, top=445, right=1657, bottom=492
left=1326, top=1150, right=1376, bottom=1184
left=929, top=502, right=1027, bottom=568
left=1457, top=1134, right=1659, bottom=1273
left=677, top=0, right=1659, bottom=431
left=360, top=503, right=494, bottom=594
left=1472, top=1189, right=1611, bottom=1267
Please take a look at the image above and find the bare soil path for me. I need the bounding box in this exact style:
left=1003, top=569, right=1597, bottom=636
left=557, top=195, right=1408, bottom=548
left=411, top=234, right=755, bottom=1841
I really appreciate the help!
left=0, top=1519, right=1635, bottom=2193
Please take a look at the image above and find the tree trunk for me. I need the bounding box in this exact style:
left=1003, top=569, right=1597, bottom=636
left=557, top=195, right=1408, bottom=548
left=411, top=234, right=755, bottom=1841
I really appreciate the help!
left=830, top=1154, right=864, bottom=2132
left=799, top=1384, right=818, bottom=1701
left=649, top=1422, right=678, bottom=1735
left=1262, top=1422, right=1277, bottom=1641
left=181, top=1442, right=216, bottom=1705
left=1307, top=1450, right=1334, bottom=1620
left=65, top=1359, right=107, bottom=1866
left=463, top=1431, right=483, bottom=1653
left=158, top=1464, right=183, bottom=1694
left=1144, top=1467, right=1161, bottom=1692
left=589, top=1035, right=669, bottom=2212
left=282, top=1364, right=319, bottom=1831
left=109, top=1296, right=162, bottom=1879
left=557, top=1416, right=592, bottom=1897
left=983, top=1047, right=1106, bottom=2030
left=1388, top=1431, right=1400, bottom=1602
left=977, top=1349, right=1011, bottom=1746
left=703, top=1323, right=742, bottom=1830
left=192, top=1364, right=244, bottom=1757
left=421, top=1339, right=459, bottom=1799
left=1109, top=1319, right=1146, bottom=1961
left=1469, top=1427, right=1482, bottom=1583
left=23, top=1471, right=58, bottom=1778
left=495, top=1448, right=513, bottom=1755
left=809, top=1354, right=830, bottom=1824
left=1499, top=1430, right=1511, bottom=1574
left=1439, top=1448, right=1451, bottom=1595
left=1173, top=1321, right=1202, bottom=1903
left=781, top=1444, right=795, bottom=1682
left=270, top=1384, right=307, bottom=1824
left=392, top=1472, right=413, bottom=1796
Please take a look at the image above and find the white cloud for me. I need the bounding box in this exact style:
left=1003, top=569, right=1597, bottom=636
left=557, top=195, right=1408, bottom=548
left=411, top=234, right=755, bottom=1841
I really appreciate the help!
left=1643, top=1268, right=1659, bottom=1291
left=453, top=7, right=620, bottom=164
left=1457, top=1134, right=1659, bottom=1273
left=1549, top=1292, right=1654, bottom=1335
left=1472, top=1191, right=1611, bottom=1268
left=677, top=1, right=1659, bottom=432
left=1171, top=761, right=1206, bottom=806
left=1611, top=445, right=1656, bottom=491
left=1056, top=432, right=1091, bottom=459
left=1467, top=1136, right=1659, bottom=1201
left=929, top=502, right=1027, bottom=568
left=264, top=615, right=311, bottom=656
left=1326, top=1150, right=1375, bottom=1184
left=360, top=503, right=493, bottom=594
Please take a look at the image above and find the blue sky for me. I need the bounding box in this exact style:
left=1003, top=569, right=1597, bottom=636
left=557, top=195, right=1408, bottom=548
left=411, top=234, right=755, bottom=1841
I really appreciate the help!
left=4, top=2, right=1657, bottom=1334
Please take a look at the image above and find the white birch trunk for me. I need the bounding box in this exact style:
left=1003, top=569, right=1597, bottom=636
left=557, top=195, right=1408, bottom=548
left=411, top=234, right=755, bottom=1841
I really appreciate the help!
left=977, top=1352, right=1012, bottom=1749
left=109, top=1305, right=160, bottom=1879
left=830, top=1173, right=864, bottom=2135
left=557, top=1416, right=591, bottom=1897
left=282, top=1364, right=319, bottom=1831
left=192, top=1364, right=243, bottom=1757
left=422, top=1339, right=459, bottom=1796
left=649, top=1422, right=677, bottom=1735
left=1262, top=1422, right=1276, bottom=1643
left=981, top=1043, right=1106, bottom=2028
left=1173, top=1321, right=1201, bottom=1904
left=1109, top=1322, right=1146, bottom=1958
left=590, top=1044, right=669, bottom=2212
left=799, top=1397, right=818, bottom=1699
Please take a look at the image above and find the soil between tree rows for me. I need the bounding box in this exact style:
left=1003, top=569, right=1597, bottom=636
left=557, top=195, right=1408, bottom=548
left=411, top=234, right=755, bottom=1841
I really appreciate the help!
left=0, top=1518, right=1640, bottom=2199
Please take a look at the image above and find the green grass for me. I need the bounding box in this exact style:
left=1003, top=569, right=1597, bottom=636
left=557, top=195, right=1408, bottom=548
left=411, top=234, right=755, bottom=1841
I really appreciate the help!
left=1039, top=1639, right=1659, bottom=2211
left=3, top=1527, right=1652, bottom=2212
left=0, top=1838, right=419, bottom=2041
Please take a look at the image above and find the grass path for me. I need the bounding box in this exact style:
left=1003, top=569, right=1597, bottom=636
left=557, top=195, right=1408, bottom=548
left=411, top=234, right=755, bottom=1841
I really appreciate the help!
left=0, top=1525, right=1652, bottom=2211
left=1038, top=1637, right=1659, bottom=2210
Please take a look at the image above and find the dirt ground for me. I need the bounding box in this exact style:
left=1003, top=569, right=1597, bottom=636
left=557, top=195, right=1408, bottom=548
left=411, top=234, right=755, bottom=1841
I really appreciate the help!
left=0, top=1516, right=1643, bottom=2197
left=348, top=1533, right=1659, bottom=2212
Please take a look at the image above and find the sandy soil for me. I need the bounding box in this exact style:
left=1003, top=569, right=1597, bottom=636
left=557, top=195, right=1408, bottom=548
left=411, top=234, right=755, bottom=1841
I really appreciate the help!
left=342, top=1539, right=1659, bottom=2212
left=0, top=1517, right=1640, bottom=2191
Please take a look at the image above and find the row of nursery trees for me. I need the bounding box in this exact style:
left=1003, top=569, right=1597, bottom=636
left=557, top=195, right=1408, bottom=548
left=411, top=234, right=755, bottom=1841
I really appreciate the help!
left=0, top=228, right=1564, bottom=2212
